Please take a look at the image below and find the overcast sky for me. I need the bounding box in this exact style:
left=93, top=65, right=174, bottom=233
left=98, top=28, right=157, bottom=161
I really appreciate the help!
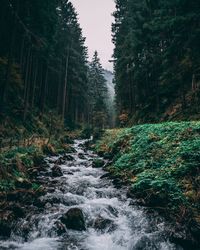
left=71, top=0, right=115, bottom=71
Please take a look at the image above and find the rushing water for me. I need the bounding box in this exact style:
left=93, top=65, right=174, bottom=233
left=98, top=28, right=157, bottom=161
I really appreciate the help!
left=0, top=140, right=182, bottom=250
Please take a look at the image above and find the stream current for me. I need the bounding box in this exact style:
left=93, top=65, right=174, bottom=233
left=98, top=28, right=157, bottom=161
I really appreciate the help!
left=0, top=139, right=182, bottom=250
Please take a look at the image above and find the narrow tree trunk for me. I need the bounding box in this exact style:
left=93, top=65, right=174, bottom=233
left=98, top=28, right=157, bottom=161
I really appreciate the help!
left=31, top=58, right=38, bottom=110
left=62, top=45, right=70, bottom=124
left=57, top=59, right=63, bottom=115
left=23, top=49, right=33, bottom=121
left=41, top=65, right=48, bottom=116
left=23, top=48, right=31, bottom=102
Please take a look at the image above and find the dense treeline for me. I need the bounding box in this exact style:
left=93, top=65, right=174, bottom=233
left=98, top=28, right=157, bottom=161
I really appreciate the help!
left=0, top=0, right=109, bottom=130
left=87, top=51, right=109, bottom=129
left=113, top=0, right=200, bottom=124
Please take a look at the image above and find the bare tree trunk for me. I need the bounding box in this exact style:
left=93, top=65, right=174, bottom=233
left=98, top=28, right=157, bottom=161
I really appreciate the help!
left=23, top=49, right=33, bottom=121
left=41, top=65, right=48, bottom=116
left=31, top=58, right=38, bottom=110
left=57, top=59, right=62, bottom=115
left=23, top=48, right=31, bottom=102
left=62, top=45, right=70, bottom=124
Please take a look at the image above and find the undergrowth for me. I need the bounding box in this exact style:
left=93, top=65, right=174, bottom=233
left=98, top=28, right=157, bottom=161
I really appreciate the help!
left=96, top=122, right=200, bottom=223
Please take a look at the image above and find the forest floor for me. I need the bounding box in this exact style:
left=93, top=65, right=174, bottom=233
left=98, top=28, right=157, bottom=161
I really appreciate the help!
left=95, top=121, right=200, bottom=248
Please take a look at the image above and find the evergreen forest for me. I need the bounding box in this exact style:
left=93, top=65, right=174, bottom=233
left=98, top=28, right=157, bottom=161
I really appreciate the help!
left=0, top=1, right=200, bottom=249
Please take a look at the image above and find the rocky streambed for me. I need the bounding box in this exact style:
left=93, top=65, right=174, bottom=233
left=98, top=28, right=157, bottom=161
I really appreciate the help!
left=0, top=139, right=183, bottom=250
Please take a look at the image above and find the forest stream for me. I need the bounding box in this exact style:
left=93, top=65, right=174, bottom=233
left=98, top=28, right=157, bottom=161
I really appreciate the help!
left=0, top=139, right=182, bottom=250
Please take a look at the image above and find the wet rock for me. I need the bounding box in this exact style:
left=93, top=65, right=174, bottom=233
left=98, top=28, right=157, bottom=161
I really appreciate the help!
left=107, top=205, right=119, bottom=217
left=65, top=146, right=76, bottom=153
left=133, top=236, right=158, bottom=250
left=93, top=216, right=115, bottom=232
left=47, top=196, right=62, bottom=205
left=19, top=222, right=30, bottom=241
left=63, top=155, right=74, bottom=161
left=60, top=208, right=86, bottom=231
left=100, top=173, right=112, bottom=179
left=33, top=198, right=46, bottom=208
left=55, top=158, right=65, bottom=165
left=54, top=221, right=66, bottom=236
left=0, top=211, right=14, bottom=237
left=170, top=227, right=196, bottom=250
left=67, top=171, right=74, bottom=175
left=112, top=178, right=123, bottom=189
left=51, top=165, right=63, bottom=177
left=45, top=202, right=52, bottom=209
left=78, top=153, right=86, bottom=160
left=127, top=188, right=135, bottom=199
left=92, top=159, right=105, bottom=168
left=46, top=187, right=55, bottom=193
left=12, top=205, right=25, bottom=218
left=51, top=179, right=59, bottom=185
left=0, top=221, right=12, bottom=237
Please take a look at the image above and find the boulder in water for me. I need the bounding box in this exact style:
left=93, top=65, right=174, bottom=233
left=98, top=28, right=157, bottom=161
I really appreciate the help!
left=134, top=236, right=158, bottom=250
left=100, top=173, right=112, bottom=179
left=63, top=155, right=74, bottom=161
left=55, top=158, right=65, bottom=165
left=0, top=211, right=14, bottom=237
left=78, top=153, right=86, bottom=160
left=51, top=165, right=63, bottom=177
left=54, top=221, right=66, bottom=236
left=12, top=204, right=25, bottom=218
left=93, top=216, right=115, bottom=232
left=60, top=208, right=86, bottom=231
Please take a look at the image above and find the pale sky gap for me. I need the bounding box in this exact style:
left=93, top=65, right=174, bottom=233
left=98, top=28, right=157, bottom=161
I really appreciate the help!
left=71, top=0, right=115, bottom=71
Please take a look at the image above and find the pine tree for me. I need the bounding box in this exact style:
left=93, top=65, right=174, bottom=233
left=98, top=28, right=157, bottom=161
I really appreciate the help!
left=87, top=51, right=109, bottom=128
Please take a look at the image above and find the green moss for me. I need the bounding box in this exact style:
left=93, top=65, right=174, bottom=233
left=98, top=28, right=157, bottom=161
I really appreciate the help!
left=96, top=121, right=200, bottom=217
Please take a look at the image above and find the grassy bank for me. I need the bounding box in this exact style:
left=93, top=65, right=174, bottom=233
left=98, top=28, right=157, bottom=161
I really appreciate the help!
left=0, top=111, right=80, bottom=193
left=96, top=122, right=200, bottom=244
left=0, top=133, right=76, bottom=193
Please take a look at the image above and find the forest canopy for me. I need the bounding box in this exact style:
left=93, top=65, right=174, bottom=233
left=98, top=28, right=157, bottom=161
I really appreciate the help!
left=0, top=0, right=110, bottom=130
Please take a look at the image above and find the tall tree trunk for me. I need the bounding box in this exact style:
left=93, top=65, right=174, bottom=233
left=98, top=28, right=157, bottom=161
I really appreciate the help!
left=40, top=64, right=48, bottom=116
left=31, top=58, right=38, bottom=110
left=57, top=59, right=62, bottom=115
left=62, top=45, right=70, bottom=124
left=23, top=49, right=33, bottom=121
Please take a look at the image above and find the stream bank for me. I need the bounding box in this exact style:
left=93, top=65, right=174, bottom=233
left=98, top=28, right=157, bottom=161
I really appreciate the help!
left=0, top=139, right=182, bottom=250
left=95, top=122, right=200, bottom=249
